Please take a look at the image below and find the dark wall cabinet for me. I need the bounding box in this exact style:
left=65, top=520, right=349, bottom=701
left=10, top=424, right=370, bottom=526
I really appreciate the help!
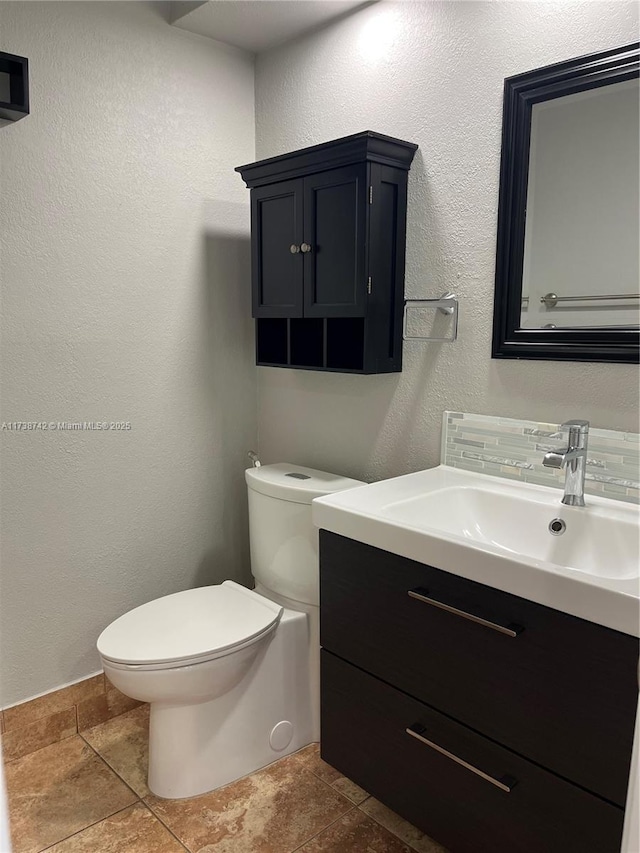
left=320, top=531, right=639, bottom=853
left=236, top=132, right=417, bottom=373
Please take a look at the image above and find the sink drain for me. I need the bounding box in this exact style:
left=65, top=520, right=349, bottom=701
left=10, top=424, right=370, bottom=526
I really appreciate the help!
left=548, top=518, right=566, bottom=536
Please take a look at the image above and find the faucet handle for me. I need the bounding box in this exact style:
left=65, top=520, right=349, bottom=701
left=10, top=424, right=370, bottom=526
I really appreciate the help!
left=560, top=419, right=589, bottom=432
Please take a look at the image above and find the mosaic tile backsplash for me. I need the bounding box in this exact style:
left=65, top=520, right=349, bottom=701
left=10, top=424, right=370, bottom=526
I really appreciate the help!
left=442, top=412, right=640, bottom=504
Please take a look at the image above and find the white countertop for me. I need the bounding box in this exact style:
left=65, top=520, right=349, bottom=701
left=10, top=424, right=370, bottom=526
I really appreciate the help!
left=313, top=465, right=640, bottom=637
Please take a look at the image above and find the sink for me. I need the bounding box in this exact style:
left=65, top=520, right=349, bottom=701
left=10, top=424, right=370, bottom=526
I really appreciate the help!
left=382, top=482, right=638, bottom=580
left=313, top=465, right=640, bottom=636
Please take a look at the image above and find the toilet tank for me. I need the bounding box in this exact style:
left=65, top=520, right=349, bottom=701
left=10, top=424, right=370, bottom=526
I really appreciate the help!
left=245, top=463, right=365, bottom=606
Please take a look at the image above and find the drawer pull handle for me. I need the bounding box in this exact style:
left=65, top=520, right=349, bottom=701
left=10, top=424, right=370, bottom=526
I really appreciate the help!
left=407, top=588, right=523, bottom=637
left=406, top=724, right=517, bottom=793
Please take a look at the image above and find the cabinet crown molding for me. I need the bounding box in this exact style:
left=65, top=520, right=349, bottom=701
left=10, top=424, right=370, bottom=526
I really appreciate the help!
left=236, top=130, right=418, bottom=188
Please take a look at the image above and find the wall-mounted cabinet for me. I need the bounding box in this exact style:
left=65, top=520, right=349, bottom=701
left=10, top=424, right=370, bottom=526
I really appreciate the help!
left=236, top=132, right=417, bottom=374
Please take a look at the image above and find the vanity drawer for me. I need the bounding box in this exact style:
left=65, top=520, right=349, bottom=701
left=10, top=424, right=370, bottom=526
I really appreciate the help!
left=319, top=531, right=639, bottom=806
left=321, top=650, right=624, bottom=853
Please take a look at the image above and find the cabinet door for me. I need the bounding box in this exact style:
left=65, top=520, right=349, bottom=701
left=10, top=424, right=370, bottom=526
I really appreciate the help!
left=251, top=179, right=304, bottom=317
left=302, top=165, right=368, bottom=318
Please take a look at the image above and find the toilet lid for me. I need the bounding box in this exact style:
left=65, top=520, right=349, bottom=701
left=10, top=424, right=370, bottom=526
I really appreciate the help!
left=97, top=581, right=283, bottom=667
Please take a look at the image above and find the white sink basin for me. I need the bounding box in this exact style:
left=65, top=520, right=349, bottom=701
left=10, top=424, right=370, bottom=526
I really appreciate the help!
left=383, top=483, right=638, bottom=581
left=313, top=466, right=640, bottom=636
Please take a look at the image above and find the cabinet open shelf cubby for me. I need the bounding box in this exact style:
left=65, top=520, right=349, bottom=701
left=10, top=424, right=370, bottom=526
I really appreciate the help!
left=256, top=318, right=288, bottom=365
left=290, top=318, right=324, bottom=368
left=256, top=318, right=366, bottom=372
left=326, top=318, right=364, bottom=370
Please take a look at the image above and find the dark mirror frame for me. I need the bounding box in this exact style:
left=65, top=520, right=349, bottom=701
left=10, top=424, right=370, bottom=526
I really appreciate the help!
left=492, top=42, right=640, bottom=364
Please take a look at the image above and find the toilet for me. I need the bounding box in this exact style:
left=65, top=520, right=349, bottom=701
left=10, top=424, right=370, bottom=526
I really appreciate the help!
left=96, top=463, right=364, bottom=799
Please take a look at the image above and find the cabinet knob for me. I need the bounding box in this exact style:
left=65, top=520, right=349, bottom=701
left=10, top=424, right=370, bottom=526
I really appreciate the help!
left=290, top=244, right=301, bottom=254
left=300, top=242, right=313, bottom=253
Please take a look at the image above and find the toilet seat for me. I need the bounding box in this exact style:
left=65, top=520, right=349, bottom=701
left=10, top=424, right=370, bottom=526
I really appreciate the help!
left=100, top=621, right=279, bottom=672
left=97, top=581, right=283, bottom=671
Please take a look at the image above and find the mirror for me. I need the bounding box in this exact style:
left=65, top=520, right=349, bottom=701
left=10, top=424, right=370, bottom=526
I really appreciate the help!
left=522, top=80, right=639, bottom=330
left=492, top=43, right=639, bottom=363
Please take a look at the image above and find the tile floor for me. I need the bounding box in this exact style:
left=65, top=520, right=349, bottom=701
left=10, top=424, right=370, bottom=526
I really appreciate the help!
left=3, top=705, right=447, bottom=853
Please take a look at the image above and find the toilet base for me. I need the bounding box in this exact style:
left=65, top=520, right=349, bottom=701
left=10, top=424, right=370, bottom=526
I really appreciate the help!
left=147, top=608, right=314, bottom=799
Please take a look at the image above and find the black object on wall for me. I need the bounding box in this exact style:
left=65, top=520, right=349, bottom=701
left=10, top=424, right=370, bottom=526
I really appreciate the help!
left=236, top=131, right=418, bottom=374
left=492, top=42, right=639, bottom=364
left=0, top=52, right=29, bottom=121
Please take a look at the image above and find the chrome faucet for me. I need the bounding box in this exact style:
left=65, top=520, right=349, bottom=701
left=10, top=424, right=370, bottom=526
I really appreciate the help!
left=542, top=420, right=589, bottom=507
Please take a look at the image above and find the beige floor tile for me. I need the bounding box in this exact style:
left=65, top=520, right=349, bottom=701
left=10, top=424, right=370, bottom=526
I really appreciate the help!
left=76, top=687, right=141, bottom=731
left=290, top=744, right=342, bottom=785
left=81, top=705, right=149, bottom=797
left=145, top=752, right=353, bottom=853
left=43, top=803, right=186, bottom=852
left=360, top=798, right=448, bottom=853
left=329, top=776, right=368, bottom=806
left=1, top=708, right=77, bottom=763
left=5, top=735, right=137, bottom=853
left=298, top=808, right=413, bottom=852
left=291, top=745, right=369, bottom=805
left=3, top=676, right=104, bottom=731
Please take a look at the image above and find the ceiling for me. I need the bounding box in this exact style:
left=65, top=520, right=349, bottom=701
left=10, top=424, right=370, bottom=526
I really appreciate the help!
left=170, top=1, right=373, bottom=54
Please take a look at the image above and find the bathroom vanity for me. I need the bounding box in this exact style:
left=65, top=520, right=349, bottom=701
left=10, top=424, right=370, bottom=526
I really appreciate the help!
left=314, top=467, right=640, bottom=853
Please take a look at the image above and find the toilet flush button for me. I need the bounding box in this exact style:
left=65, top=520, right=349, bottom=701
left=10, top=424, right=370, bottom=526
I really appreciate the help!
left=270, top=721, right=294, bottom=751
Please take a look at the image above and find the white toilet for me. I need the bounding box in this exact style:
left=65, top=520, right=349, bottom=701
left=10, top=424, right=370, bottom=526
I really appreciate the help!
left=97, top=463, right=363, bottom=799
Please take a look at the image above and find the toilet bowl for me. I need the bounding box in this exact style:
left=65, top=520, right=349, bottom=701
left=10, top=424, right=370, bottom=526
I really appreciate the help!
left=97, top=463, right=364, bottom=799
left=98, top=581, right=314, bottom=799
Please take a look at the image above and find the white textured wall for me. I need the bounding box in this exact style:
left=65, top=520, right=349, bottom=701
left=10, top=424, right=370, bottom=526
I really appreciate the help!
left=255, top=1, right=640, bottom=483
left=0, top=2, right=256, bottom=705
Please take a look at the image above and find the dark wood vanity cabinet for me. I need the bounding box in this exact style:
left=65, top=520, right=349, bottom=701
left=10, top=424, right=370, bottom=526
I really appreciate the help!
left=236, top=132, right=417, bottom=373
left=319, top=531, right=639, bottom=853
